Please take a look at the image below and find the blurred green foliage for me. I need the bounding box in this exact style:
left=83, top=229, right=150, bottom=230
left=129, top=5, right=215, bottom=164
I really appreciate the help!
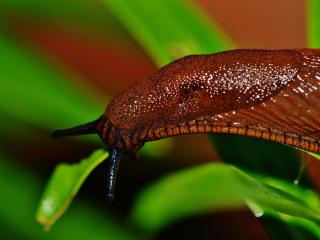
left=0, top=34, right=103, bottom=129
left=131, top=163, right=320, bottom=234
left=0, top=0, right=121, bottom=31
left=103, top=0, right=231, bottom=66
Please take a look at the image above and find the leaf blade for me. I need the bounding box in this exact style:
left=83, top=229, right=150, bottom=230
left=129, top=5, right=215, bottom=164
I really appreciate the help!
left=36, top=149, right=108, bottom=230
left=131, top=163, right=320, bottom=233
left=307, top=0, right=320, bottom=48
left=0, top=153, right=138, bottom=240
left=103, top=0, right=231, bottom=66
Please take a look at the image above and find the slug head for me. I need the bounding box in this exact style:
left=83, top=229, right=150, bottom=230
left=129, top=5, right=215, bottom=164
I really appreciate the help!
left=52, top=115, right=130, bottom=201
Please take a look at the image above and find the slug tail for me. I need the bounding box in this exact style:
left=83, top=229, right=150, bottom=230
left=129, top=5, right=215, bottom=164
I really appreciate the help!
left=52, top=118, right=102, bottom=138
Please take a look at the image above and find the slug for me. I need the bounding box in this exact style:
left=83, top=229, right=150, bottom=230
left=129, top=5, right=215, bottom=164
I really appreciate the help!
left=53, top=49, right=320, bottom=200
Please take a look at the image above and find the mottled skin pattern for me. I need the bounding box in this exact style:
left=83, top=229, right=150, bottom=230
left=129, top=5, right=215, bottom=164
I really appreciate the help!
left=53, top=49, right=320, bottom=200
left=102, top=49, right=303, bottom=150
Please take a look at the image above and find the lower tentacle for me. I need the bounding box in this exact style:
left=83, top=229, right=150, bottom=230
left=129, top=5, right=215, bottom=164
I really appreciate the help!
left=107, top=148, right=123, bottom=201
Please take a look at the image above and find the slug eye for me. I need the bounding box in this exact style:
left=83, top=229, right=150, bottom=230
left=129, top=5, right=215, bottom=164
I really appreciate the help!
left=180, top=81, right=204, bottom=97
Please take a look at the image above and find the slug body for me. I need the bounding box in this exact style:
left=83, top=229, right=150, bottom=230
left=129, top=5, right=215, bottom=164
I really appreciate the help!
left=53, top=49, right=320, bottom=200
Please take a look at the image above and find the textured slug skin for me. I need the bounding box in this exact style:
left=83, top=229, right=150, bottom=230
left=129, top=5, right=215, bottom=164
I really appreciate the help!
left=101, top=49, right=320, bottom=153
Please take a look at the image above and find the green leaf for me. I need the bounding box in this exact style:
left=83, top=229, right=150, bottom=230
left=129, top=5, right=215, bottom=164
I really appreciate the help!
left=0, top=34, right=104, bottom=129
left=251, top=208, right=320, bottom=239
left=36, top=149, right=108, bottom=230
left=307, top=0, right=320, bottom=48
left=131, top=162, right=320, bottom=233
left=103, top=0, right=231, bottom=66
left=0, top=153, right=137, bottom=240
left=0, top=0, right=118, bottom=30
left=210, top=135, right=308, bottom=184
left=247, top=175, right=320, bottom=239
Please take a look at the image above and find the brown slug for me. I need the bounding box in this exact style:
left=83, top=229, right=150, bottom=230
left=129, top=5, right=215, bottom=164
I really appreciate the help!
left=53, top=49, right=320, bottom=200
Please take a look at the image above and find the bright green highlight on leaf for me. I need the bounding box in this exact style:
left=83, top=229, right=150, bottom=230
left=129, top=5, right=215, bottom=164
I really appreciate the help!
left=131, top=163, right=320, bottom=233
left=103, top=0, right=232, bottom=66
left=307, top=0, right=320, bottom=48
left=305, top=150, right=320, bottom=160
left=36, top=149, right=108, bottom=230
left=249, top=175, right=320, bottom=240
left=247, top=202, right=320, bottom=239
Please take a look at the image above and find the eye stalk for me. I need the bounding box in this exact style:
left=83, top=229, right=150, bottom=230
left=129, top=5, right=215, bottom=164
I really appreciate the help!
left=52, top=118, right=101, bottom=138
